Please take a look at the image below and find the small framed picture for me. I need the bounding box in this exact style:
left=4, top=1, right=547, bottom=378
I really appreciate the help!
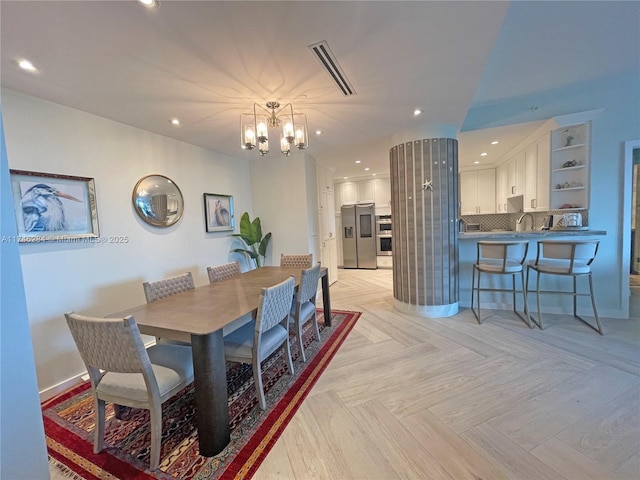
left=9, top=170, right=100, bottom=242
left=204, top=193, right=234, bottom=232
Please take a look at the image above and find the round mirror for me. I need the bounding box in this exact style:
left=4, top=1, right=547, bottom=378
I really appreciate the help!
left=132, top=174, right=184, bottom=227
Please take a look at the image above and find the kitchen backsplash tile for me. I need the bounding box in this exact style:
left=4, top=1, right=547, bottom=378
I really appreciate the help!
left=460, top=209, right=588, bottom=232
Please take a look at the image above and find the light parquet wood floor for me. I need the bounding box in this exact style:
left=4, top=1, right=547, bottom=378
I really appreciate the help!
left=255, top=268, right=640, bottom=480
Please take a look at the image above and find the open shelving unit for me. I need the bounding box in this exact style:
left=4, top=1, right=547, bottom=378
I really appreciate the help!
left=550, top=123, right=590, bottom=210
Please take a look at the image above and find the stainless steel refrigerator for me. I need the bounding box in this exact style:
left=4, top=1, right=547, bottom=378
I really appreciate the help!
left=341, top=203, right=377, bottom=269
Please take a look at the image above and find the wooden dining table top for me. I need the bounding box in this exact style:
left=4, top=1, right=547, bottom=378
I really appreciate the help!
left=110, top=266, right=326, bottom=337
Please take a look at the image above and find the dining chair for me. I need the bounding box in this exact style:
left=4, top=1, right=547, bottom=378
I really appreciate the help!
left=471, top=240, right=532, bottom=328
left=142, top=272, right=195, bottom=344
left=223, top=276, right=295, bottom=410
left=290, top=262, right=322, bottom=362
left=526, top=240, right=603, bottom=334
left=64, top=312, right=194, bottom=470
left=207, top=261, right=241, bottom=283
left=280, top=253, right=313, bottom=268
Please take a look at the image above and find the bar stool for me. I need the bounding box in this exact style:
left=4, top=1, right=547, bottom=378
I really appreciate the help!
left=526, top=240, right=603, bottom=335
left=471, top=241, right=531, bottom=328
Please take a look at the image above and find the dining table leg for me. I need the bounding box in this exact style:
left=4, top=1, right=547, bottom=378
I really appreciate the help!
left=190, top=330, right=230, bottom=456
left=321, top=270, right=332, bottom=327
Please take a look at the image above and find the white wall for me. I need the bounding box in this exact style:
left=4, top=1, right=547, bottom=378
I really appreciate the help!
left=0, top=107, right=50, bottom=480
left=250, top=152, right=320, bottom=266
left=2, top=89, right=254, bottom=398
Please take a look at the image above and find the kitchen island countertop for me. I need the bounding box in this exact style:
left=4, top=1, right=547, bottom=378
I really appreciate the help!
left=459, top=229, right=606, bottom=240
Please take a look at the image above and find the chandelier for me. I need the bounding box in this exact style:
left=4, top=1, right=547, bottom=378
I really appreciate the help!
left=240, top=101, right=309, bottom=156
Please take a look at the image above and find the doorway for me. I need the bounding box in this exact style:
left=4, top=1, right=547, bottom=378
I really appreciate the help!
left=627, top=140, right=640, bottom=316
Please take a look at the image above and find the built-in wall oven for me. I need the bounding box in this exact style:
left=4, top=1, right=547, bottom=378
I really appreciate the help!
left=376, top=215, right=392, bottom=256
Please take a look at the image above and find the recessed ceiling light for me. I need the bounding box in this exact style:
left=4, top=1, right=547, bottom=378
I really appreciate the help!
left=364, top=167, right=370, bottom=171
left=315, top=130, right=323, bottom=135
left=372, top=173, right=377, bottom=176
left=474, top=161, right=480, bottom=164
left=491, top=140, right=499, bottom=145
left=343, top=176, right=348, bottom=179
left=413, top=109, right=422, bottom=116
left=17, top=59, right=37, bottom=72
left=355, top=160, right=361, bottom=164
left=170, top=118, right=180, bottom=126
left=480, top=152, right=488, bottom=157
left=139, top=0, right=159, bottom=7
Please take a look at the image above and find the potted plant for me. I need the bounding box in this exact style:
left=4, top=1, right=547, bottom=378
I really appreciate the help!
left=232, top=212, right=272, bottom=268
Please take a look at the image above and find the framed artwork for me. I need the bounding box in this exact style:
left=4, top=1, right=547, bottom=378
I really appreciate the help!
left=9, top=170, right=100, bottom=242
left=204, top=193, right=234, bottom=232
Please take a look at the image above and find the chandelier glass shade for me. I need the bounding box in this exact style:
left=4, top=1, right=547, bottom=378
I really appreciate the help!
left=240, top=101, right=309, bottom=156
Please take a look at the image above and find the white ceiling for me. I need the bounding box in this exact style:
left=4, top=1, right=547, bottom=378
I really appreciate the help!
left=1, top=1, right=638, bottom=180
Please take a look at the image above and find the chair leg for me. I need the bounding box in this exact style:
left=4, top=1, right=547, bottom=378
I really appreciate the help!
left=527, top=268, right=543, bottom=330
left=93, top=397, right=106, bottom=454
left=149, top=401, right=162, bottom=470
left=511, top=274, right=517, bottom=315
left=519, top=270, right=533, bottom=328
left=312, top=312, right=320, bottom=342
left=471, top=267, right=482, bottom=324
left=588, top=274, right=604, bottom=335
left=573, top=276, right=578, bottom=317
left=573, top=274, right=604, bottom=335
left=253, top=358, right=266, bottom=410
left=284, top=338, right=295, bottom=375
left=297, top=319, right=306, bottom=362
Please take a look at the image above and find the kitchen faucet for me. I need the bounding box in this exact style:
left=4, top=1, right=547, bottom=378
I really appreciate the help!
left=516, top=212, right=534, bottom=231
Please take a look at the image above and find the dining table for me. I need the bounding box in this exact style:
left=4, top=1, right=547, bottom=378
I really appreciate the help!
left=108, top=265, right=331, bottom=457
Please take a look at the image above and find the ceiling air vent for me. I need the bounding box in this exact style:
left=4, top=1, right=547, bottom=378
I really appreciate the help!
left=308, top=40, right=356, bottom=96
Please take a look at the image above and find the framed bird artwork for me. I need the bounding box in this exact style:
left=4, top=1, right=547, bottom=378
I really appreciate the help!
left=204, top=193, right=234, bottom=232
left=9, top=170, right=99, bottom=242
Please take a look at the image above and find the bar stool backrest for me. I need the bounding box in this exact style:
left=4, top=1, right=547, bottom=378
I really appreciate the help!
left=535, top=240, right=599, bottom=274
left=477, top=241, right=528, bottom=273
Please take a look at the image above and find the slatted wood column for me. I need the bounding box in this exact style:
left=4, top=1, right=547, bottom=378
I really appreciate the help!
left=390, top=138, right=459, bottom=317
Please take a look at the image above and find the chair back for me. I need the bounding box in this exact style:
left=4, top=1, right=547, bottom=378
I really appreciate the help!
left=535, top=240, right=599, bottom=273
left=280, top=253, right=313, bottom=268
left=143, top=272, right=194, bottom=302
left=296, top=262, right=322, bottom=306
left=65, top=313, right=151, bottom=378
left=477, top=241, right=528, bottom=273
left=256, top=276, right=296, bottom=334
left=207, top=261, right=241, bottom=283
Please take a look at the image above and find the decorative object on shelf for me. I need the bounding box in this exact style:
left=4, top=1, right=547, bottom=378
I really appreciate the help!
left=203, top=193, right=234, bottom=232
left=132, top=174, right=184, bottom=227
left=232, top=212, right=271, bottom=268
left=9, top=169, right=99, bottom=242
left=562, top=159, right=578, bottom=168
left=563, top=129, right=575, bottom=147
left=240, top=101, right=309, bottom=156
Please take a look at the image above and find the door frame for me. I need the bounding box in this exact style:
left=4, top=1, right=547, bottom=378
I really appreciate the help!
left=623, top=139, right=640, bottom=315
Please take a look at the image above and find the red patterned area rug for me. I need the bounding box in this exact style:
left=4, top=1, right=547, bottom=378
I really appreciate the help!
left=44, top=309, right=361, bottom=480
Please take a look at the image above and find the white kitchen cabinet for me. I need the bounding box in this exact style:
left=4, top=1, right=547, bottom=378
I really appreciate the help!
left=339, top=182, right=358, bottom=205
left=550, top=123, right=590, bottom=210
left=374, top=177, right=391, bottom=213
left=460, top=169, right=495, bottom=215
left=505, top=151, right=525, bottom=197
left=317, top=165, right=334, bottom=193
left=496, top=163, right=509, bottom=213
left=524, top=135, right=550, bottom=211
left=358, top=180, right=375, bottom=203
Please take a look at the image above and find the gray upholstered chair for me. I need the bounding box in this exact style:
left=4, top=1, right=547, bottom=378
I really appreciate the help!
left=207, top=261, right=242, bottom=283
left=280, top=253, right=313, bottom=268
left=223, top=276, right=295, bottom=410
left=289, top=262, right=322, bottom=362
left=143, top=272, right=195, bottom=344
left=471, top=241, right=531, bottom=328
left=64, top=312, right=194, bottom=470
left=526, top=240, right=603, bottom=334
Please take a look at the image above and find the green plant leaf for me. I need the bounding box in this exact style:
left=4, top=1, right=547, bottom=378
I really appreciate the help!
left=258, top=232, right=271, bottom=257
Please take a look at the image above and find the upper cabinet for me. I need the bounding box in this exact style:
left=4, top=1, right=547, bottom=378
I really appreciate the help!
left=523, top=134, right=550, bottom=212
left=460, top=169, right=496, bottom=215
left=550, top=123, right=590, bottom=210
left=334, top=177, right=391, bottom=215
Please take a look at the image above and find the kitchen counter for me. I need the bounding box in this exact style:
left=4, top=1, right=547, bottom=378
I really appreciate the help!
left=459, top=229, right=606, bottom=240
